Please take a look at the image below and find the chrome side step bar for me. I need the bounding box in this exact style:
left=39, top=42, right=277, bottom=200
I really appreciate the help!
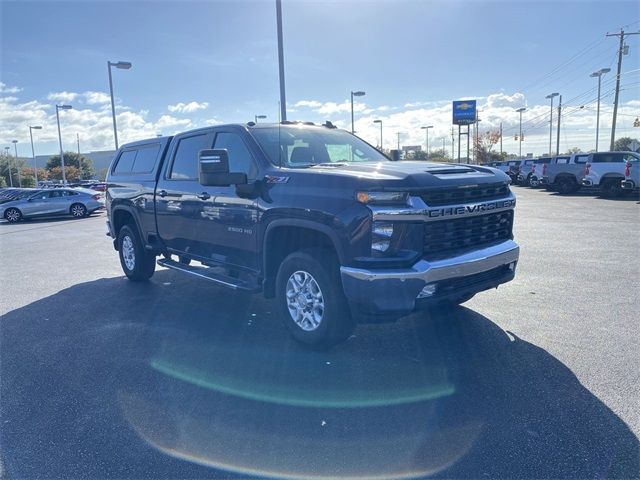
left=157, top=258, right=260, bottom=292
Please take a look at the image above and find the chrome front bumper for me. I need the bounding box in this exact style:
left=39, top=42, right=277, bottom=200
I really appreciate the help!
left=340, top=240, right=519, bottom=316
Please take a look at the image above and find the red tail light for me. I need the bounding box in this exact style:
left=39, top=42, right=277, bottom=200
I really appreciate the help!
left=625, top=162, right=631, bottom=177
left=542, top=164, right=547, bottom=176
left=584, top=163, right=591, bottom=176
left=531, top=164, right=536, bottom=173
left=518, top=165, right=523, bottom=173
left=92, top=194, right=101, bottom=200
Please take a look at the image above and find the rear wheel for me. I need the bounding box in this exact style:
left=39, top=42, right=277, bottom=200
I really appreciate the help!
left=4, top=208, right=22, bottom=223
left=276, top=249, right=355, bottom=348
left=556, top=177, right=577, bottom=195
left=70, top=203, right=87, bottom=218
left=117, top=224, right=156, bottom=281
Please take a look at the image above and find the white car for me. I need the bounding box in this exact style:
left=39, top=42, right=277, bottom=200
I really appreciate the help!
left=581, top=151, right=640, bottom=197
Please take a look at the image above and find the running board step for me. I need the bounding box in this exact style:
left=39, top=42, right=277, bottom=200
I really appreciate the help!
left=157, top=258, right=261, bottom=292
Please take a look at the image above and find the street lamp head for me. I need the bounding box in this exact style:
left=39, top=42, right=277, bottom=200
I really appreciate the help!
left=30, top=125, right=43, bottom=130
left=352, top=91, right=366, bottom=97
left=421, top=125, right=433, bottom=129
left=12, top=140, right=17, bottom=144
left=516, top=107, right=527, bottom=113
left=112, top=61, right=132, bottom=69
left=255, top=115, right=267, bottom=119
left=545, top=92, right=559, bottom=99
left=591, top=68, right=611, bottom=77
left=373, top=119, right=382, bottom=124
left=57, top=104, right=73, bottom=110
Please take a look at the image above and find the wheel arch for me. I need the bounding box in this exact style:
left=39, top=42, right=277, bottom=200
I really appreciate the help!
left=262, top=220, right=344, bottom=298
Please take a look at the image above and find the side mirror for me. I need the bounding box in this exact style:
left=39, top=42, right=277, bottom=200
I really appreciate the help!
left=199, top=149, right=247, bottom=186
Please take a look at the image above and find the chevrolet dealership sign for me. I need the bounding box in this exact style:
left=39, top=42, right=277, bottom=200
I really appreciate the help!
left=452, top=100, right=477, bottom=125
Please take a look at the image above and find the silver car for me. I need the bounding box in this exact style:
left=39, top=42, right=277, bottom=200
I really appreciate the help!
left=0, top=188, right=104, bottom=223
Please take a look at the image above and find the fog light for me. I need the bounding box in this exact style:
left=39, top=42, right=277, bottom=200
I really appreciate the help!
left=417, top=283, right=437, bottom=298
left=508, top=261, right=517, bottom=272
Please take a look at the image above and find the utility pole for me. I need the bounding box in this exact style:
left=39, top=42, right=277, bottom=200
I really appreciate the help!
left=396, top=132, right=400, bottom=150
left=499, top=122, right=503, bottom=156
left=451, top=127, right=455, bottom=159
left=606, top=29, right=639, bottom=150
left=77, top=133, right=82, bottom=180
left=555, top=95, right=562, bottom=156
left=276, top=0, right=287, bottom=122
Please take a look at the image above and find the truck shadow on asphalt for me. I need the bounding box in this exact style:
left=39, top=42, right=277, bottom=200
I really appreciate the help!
left=1, top=270, right=638, bottom=479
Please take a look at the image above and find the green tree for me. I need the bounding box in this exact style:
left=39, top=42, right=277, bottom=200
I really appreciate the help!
left=613, top=137, right=639, bottom=152
left=0, top=152, right=26, bottom=187
left=46, top=151, right=94, bottom=179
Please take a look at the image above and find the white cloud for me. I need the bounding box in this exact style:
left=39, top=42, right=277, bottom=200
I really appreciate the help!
left=293, top=100, right=322, bottom=108
left=0, top=82, right=22, bottom=94
left=46, top=91, right=78, bottom=103
left=167, top=101, right=209, bottom=113
left=84, top=91, right=111, bottom=105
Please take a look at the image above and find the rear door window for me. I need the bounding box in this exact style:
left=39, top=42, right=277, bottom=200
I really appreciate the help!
left=132, top=144, right=161, bottom=173
left=113, top=150, right=137, bottom=173
left=592, top=153, right=625, bottom=163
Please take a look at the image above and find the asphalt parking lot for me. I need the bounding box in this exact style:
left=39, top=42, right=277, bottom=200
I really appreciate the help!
left=1, top=188, right=639, bottom=479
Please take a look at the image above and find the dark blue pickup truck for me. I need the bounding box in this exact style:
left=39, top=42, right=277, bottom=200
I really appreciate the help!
left=106, top=122, right=519, bottom=347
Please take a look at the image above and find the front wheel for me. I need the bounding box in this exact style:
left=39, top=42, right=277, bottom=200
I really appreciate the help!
left=556, top=177, right=577, bottom=195
left=4, top=208, right=22, bottom=223
left=276, top=249, right=355, bottom=348
left=600, top=178, right=625, bottom=198
left=117, top=224, right=156, bottom=281
left=529, top=176, right=541, bottom=188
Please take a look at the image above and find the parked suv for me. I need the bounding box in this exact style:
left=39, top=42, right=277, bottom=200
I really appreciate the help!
left=105, top=122, right=519, bottom=347
left=582, top=151, right=640, bottom=197
left=540, top=153, right=589, bottom=194
left=495, top=160, right=521, bottom=183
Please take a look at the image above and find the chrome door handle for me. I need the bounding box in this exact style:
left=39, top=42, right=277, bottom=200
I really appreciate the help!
left=158, top=190, right=168, bottom=197
left=197, top=192, right=211, bottom=200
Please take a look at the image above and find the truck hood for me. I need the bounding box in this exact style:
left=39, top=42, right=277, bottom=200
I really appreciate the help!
left=300, top=161, right=509, bottom=188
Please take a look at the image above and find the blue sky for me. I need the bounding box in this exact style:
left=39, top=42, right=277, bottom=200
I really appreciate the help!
left=1, top=0, right=639, bottom=156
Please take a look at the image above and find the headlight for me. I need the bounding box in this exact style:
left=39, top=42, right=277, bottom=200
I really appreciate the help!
left=357, top=191, right=409, bottom=206
left=372, top=222, right=394, bottom=253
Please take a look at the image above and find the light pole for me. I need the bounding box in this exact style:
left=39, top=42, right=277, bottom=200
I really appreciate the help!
left=56, top=104, right=73, bottom=184
left=4, top=146, right=12, bottom=187
left=254, top=115, right=267, bottom=123
left=373, top=119, right=383, bottom=150
left=545, top=92, right=559, bottom=155
left=350, top=90, right=365, bottom=134
left=441, top=137, right=446, bottom=155
left=29, top=126, right=42, bottom=186
left=396, top=132, right=401, bottom=150
left=421, top=125, right=433, bottom=157
left=107, top=60, right=132, bottom=150
left=516, top=107, right=526, bottom=159
left=12, top=140, right=21, bottom=187
left=590, top=68, right=611, bottom=152
left=276, top=0, right=287, bottom=122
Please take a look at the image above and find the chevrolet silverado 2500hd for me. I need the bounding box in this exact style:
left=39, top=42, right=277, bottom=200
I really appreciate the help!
left=106, top=122, right=519, bottom=347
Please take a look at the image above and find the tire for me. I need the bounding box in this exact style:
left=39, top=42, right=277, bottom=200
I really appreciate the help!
left=276, top=249, right=355, bottom=348
left=600, top=178, right=625, bottom=198
left=529, top=175, right=541, bottom=188
left=556, top=177, right=577, bottom=195
left=70, top=203, right=87, bottom=218
left=117, top=224, right=156, bottom=281
left=4, top=208, right=22, bottom=223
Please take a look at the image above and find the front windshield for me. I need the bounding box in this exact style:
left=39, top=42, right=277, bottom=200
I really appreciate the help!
left=251, top=126, right=388, bottom=167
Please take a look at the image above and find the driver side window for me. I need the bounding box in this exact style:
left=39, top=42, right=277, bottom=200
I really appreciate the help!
left=214, top=132, right=258, bottom=180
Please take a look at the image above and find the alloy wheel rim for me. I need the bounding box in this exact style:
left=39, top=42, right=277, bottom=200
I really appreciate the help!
left=6, top=209, right=19, bottom=221
left=286, top=270, right=325, bottom=331
left=72, top=205, right=85, bottom=217
left=122, top=235, right=136, bottom=271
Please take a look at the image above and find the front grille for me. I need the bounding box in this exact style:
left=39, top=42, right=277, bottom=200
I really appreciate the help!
left=419, top=183, right=510, bottom=206
left=424, top=210, right=513, bottom=257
